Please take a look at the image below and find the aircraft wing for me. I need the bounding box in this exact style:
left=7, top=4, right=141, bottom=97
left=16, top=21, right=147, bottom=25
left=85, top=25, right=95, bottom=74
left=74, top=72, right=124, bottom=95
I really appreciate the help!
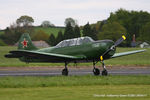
left=6, top=50, right=86, bottom=61
left=112, top=49, right=146, bottom=58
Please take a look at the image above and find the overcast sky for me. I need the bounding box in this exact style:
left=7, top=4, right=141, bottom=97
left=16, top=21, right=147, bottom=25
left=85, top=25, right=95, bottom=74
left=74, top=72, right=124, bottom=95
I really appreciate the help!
left=0, top=0, right=150, bottom=29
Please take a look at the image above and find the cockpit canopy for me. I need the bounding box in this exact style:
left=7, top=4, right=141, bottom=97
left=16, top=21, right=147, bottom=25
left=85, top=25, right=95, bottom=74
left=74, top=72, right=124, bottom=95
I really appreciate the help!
left=56, top=36, right=94, bottom=48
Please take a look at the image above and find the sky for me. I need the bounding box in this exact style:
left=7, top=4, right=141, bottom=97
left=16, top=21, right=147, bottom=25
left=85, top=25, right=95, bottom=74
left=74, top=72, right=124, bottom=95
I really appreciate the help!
left=0, top=0, right=150, bottom=29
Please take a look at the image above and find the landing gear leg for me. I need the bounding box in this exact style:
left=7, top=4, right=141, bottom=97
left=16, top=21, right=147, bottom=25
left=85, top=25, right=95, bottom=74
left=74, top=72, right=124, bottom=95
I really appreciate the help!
left=101, top=61, right=108, bottom=76
left=93, top=61, right=100, bottom=76
left=62, top=62, right=69, bottom=76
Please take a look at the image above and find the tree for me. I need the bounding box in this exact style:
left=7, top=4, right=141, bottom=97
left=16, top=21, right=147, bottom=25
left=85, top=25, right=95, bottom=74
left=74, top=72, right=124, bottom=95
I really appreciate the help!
left=48, top=34, right=56, bottom=46
left=41, top=20, right=55, bottom=27
left=99, top=20, right=107, bottom=32
left=139, top=22, right=150, bottom=43
left=82, top=22, right=91, bottom=37
left=56, top=31, right=64, bottom=44
left=64, top=17, right=77, bottom=27
left=2, top=25, right=26, bottom=45
left=16, top=15, right=34, bottom=27
left=98, top=22, right=126, bottom=42
left=82, top=22, right=98, bottom=40
left=1, top=16, right=35, bottom=45
left=108, top=8, right=150, bottom=40
left=74, top=25, right=81, bottom=38
left=64, top=22, right=74, bottom=39
left=16, top=15, right=34, bottom=35
left=91, top=26, right=98, bottom=40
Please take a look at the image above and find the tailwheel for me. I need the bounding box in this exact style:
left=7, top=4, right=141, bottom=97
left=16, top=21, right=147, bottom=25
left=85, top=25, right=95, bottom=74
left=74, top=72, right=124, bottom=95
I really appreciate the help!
left=102, top=69, right=108, bottom=76
left=93, top=68, right=100, bottom=76
left=62, top=68, right=68, bottom=76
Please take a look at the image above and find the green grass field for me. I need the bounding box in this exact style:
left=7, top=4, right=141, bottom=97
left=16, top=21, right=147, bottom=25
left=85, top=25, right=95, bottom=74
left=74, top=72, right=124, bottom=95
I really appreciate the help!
left=0, top=46, right=149, bottom=67
left=0, top=75, right=150, bottom=100
left=0, top=75, right=150, bottom=88
left=0, top=85, right=149, bottom=100
left=34, top=27, right=65, bottom=37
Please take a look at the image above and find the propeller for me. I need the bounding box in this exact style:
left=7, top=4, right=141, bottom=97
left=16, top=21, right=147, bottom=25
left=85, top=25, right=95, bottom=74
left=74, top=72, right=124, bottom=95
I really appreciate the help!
left=100, top=35, right=126, bottom=61
left=114, top=35, right=126, bottom=46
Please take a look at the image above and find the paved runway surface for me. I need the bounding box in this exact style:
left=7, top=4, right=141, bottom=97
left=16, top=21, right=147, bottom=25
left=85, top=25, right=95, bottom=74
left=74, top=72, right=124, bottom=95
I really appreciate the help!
left=0, top=68, right=150, bottom=76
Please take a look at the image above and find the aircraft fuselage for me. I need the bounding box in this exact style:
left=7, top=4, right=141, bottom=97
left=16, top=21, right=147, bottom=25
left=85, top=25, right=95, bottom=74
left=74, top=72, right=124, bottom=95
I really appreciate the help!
left=20, top=40, right=115, bottom=63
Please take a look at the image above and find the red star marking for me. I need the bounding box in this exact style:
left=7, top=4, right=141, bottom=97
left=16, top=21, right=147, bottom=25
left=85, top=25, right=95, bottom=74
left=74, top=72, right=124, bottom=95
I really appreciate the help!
left=21, top=38, right=28, bottom=48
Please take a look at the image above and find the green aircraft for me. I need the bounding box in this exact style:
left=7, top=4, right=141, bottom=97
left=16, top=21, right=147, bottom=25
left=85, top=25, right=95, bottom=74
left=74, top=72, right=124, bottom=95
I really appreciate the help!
left=5, top=33, right=145, bottom=76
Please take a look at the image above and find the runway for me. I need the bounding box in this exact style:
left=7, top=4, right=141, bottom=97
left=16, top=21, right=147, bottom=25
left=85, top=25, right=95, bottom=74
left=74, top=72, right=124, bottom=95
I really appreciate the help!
left=0, top=67, right=150, bottom=76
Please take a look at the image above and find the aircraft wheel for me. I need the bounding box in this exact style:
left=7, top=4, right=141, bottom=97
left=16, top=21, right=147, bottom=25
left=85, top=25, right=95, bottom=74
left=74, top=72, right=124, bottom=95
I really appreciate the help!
left=102, top=69, right=108, bottom=76
left=93, top=68, right=100, bottom=76
left=62, top=68, right=68, bottom=76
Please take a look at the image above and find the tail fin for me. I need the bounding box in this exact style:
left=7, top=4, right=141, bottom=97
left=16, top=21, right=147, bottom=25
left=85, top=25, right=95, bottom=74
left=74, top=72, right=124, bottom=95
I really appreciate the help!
left=18, top=33, right=38, bottom=50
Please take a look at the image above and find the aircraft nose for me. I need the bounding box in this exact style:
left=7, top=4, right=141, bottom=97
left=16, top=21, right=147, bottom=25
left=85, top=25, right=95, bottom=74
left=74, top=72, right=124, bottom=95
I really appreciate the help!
left=106, top=40, right=115, bottom=49
left=108, top=41, right=116, bottom=56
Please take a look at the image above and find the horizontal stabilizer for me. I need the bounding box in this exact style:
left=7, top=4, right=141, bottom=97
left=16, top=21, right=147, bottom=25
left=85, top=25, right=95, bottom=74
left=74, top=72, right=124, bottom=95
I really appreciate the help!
left=5, top=53, right=22, bottom=58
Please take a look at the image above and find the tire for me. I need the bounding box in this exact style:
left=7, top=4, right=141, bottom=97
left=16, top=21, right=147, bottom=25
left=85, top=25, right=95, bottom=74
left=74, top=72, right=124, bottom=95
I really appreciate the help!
left=102, top=69, right=108, bottom=76
left=93, top=68, right=100, bottom=76
left=62, top=68, right=68, bottom=76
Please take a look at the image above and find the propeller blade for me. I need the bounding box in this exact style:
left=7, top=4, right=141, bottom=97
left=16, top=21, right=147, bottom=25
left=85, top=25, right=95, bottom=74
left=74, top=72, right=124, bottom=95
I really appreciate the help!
left=114, top=35, right=126, bottom=46
left=100, top=49, right=112, bottom=61
left=100, top=35, right=126, bottom=61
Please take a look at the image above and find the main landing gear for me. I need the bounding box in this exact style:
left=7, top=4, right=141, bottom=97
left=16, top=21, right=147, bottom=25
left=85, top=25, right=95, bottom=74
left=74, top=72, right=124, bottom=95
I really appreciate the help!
left=62, top=62, right=69, bottom=76
left=92, top=60, right=108, bottom=76
left=101, top=61, right=108, bottom=76
left=93, top=61, right=100, bottom=75
left=62, top=61, right=108, bottom=76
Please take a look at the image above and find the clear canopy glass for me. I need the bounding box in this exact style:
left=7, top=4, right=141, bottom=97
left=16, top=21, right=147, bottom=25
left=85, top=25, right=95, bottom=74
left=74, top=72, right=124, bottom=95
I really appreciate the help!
left=56, top=36, right=94, bottom=48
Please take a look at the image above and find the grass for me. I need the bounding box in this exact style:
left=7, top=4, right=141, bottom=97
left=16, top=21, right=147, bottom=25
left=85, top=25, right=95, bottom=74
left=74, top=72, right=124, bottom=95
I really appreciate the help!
left=34, top=27, right=65, bottom=37
left=0, top=75, right=150, bottom=88
left=0, top=46, right=150, bottom=67
left=0, top=85, right=149, bottom=100
left=0, top=75, right=150, bottom=100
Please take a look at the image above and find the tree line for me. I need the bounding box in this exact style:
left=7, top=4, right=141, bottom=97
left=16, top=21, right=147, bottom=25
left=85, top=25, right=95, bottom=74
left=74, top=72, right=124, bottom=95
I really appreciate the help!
left=0, top=8, right=150, bottom=46
left=0, top=16, right=98, bottom=46
left=48, top=22, right=98, bottom=46
left=103, top=8, right=150, bottom=46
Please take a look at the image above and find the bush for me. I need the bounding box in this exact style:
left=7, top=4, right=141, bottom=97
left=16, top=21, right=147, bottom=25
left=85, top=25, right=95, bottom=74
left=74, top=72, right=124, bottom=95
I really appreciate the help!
left=32, top=30, right=49, bottom=41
